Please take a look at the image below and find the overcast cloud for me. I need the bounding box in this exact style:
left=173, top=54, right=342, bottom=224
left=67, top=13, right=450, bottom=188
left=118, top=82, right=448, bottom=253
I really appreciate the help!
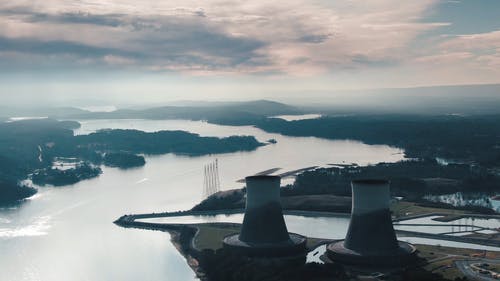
left=0, top=0, right=498, bottom=103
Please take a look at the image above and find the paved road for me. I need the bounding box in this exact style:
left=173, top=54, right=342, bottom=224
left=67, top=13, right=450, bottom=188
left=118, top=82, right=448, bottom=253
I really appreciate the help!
left=455, top=260, right=497, bottom=281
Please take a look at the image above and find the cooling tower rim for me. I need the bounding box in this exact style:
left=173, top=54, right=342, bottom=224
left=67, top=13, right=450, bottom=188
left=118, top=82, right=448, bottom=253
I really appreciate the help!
left=352, top=179, right=390, bottom=185
left=245, top=175, right=281, bottom=181
left=223, top=232, right=307, bottom=257
left=326, top=240, right=417, bottom=266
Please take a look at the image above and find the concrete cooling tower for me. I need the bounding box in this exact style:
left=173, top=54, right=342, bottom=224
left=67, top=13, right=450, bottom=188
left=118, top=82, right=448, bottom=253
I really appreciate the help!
left=223, top=175, right=306, bottom=257
left=327, top=179, right=416, bottom=266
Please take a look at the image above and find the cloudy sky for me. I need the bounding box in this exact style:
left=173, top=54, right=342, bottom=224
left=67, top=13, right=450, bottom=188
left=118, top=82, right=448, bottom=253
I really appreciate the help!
left=0, top=0, right=499, bottom=105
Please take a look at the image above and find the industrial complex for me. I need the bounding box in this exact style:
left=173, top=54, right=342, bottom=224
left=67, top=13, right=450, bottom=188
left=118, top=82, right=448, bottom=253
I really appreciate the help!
left=327, top=179, right=417, bottom=265
left=223, top=175, right=306, bottom=257
left=115, top=173, right=499, bottom=281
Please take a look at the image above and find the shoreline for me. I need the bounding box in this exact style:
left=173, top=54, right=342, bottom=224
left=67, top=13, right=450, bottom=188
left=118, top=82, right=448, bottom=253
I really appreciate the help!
left=115, top=211, right=500, bottom=281
left=115, top=209, right=500, bottom=248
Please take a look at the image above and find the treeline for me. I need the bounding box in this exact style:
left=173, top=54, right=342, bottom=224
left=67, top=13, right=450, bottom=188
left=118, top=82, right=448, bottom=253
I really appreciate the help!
left=73, top=129, right=263, bottom=156
left=285, top=159, right=500, bottom=201
left=0, top=119, right=264, bottom=204
left=210, top=114, right=500, bottom=167
left=103, top=152, right=146, bottom=169
left=31, top=163, right=102, bottom=186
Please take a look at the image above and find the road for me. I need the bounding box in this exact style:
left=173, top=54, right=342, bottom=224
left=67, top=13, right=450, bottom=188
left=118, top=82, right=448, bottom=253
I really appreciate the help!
left=455, top=260, right=498, bottom=281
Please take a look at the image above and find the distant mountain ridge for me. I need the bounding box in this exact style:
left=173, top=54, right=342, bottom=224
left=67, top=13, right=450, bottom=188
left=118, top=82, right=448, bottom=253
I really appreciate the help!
left=37, top=99, right=303, bottom=121
left=3, top=83, right=500, bottom=120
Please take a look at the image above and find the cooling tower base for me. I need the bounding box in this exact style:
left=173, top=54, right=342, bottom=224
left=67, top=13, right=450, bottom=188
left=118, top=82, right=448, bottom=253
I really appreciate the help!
left=326, top=240, right=417, bottom=266
left=223, top=233, right=307, bottom=257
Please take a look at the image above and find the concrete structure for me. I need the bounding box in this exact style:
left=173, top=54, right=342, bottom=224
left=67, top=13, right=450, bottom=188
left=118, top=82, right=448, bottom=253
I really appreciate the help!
left=327, top=179, right=416, bottom=266
left=491, top=195, right=500, bottom=213
left=223, top=175, right=306, bottom=257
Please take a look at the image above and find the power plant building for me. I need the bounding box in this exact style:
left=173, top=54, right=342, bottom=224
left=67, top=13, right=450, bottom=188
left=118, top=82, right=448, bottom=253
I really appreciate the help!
left=223, top=175, right=306, bottom=257
left=327, top=179, right=416, bottom=266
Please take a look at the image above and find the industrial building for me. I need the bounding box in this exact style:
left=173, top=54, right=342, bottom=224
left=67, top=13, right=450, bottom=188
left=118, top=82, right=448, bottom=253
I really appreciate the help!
left=223, top=175, right=306, bottom=257
left=327, top=179, right=417, bottom=266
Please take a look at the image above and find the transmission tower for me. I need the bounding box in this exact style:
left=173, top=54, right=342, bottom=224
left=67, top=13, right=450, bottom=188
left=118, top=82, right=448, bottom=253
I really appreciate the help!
left=203, top=159, right=221, bottom=199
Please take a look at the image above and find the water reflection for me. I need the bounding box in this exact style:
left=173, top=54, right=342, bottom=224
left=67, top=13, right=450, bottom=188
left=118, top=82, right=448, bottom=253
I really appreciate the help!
left=0, top=215, right=50, bottom=238
left=0, top=119, right=406, bottom=281
left=270, top=114, right=322, bottom=121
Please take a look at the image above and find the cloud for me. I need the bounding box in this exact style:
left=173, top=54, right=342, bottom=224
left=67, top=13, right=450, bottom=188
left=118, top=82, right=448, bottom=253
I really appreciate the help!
left=298, top=34, right=332, bottom=44
left=439, top=30, right=500, bottom=51
left=414, top=52, right=474, bottom=64
left=0, top=0, right=488, bottom=77
left=428, top=30, right=500, bottom=71
left=0, top=8, right=123, bottom=27
left=0, top=10, right=266, bottom=72
left=0, top=36, right=136, bottom=57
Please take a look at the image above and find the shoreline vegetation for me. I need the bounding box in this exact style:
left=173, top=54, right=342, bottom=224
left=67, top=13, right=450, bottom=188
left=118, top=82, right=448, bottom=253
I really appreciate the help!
left=27, top=100, right=500, bottom=203
left=31, top=162, right=102, bottom=186
left=288, top=160, right=499, bottom=213
left=29, top=99, right=500, bottom=168
left=0, top=119, right=264, bottom=205
left=2, top=100, right=500, bottom=206
left=192, top=159, right=499, bottom=215
left=2, top=99, right=500, bottom=280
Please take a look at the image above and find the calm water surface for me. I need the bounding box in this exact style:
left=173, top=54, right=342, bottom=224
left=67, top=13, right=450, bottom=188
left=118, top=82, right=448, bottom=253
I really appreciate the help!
left=269, top=114, right=322, bottom=121
left=1, top=119, right=406, bottom=281
left=138, top=214, right=500, bottom=252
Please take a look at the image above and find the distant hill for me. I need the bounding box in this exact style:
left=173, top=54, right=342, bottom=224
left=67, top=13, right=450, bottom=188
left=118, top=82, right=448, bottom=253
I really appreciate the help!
left=141, top=99, right=299, bottom=114
left=50, top=99, right=302, bottom=121
left=224, top=100, right=300, bottom=116
left=0, top=106, right=90, bottom=119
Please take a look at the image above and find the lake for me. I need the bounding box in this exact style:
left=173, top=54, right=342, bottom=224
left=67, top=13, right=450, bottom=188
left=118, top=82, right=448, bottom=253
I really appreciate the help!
left=1, top=119, right=407, bottom=281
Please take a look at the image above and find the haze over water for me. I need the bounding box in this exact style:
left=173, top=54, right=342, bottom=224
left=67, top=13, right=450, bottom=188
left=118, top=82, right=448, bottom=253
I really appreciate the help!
left=0, top=119, right=405, bottom=281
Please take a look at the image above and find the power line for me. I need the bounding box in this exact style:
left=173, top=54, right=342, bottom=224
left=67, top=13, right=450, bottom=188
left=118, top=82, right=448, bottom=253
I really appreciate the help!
left=203, top=159, right=221, bottom=199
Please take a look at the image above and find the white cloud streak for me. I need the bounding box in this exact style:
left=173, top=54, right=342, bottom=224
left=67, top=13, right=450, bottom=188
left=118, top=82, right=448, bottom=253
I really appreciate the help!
left=0, top=0, right=447, bottom=74
left=0, top=0, right=498, bottom=86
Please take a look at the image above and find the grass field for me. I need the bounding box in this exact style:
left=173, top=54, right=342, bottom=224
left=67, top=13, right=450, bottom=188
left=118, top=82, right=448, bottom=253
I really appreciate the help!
left=416, top=244, right=500, bottom=280
left=193, top=224, right=240, bottom=250
left=423, top=258, right=463, bottom=280
left=391, top=201, right=466, bottom=219
left=189, top=222, right=500, bottom=280
left=416, top=244, right=499, bottom=259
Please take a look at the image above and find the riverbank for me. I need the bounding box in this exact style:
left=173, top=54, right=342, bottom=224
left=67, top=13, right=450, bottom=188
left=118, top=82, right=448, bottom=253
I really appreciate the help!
left=286, top=160, right=500, bottom=213
left=115, top=207, right=500, bottom=247
left=191, top=188, right=352, bottom=213
left=0, top=119, right=265, bottom=204
left=114, top=211, right=500, bottom=281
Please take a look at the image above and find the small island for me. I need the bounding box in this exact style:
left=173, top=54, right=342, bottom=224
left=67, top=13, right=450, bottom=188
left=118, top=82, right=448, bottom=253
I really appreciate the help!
left=103, top=152, right=146, bottom=169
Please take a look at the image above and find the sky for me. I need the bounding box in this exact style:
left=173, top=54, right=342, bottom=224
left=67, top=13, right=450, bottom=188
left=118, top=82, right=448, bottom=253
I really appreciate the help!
left=0, top=0, right=499, bottom=106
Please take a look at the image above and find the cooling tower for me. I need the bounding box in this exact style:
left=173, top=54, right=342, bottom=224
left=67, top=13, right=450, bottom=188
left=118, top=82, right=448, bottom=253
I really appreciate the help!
left=223, top=175, right=306, bottom=257
left=327, top=179, right=416, bottom=266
